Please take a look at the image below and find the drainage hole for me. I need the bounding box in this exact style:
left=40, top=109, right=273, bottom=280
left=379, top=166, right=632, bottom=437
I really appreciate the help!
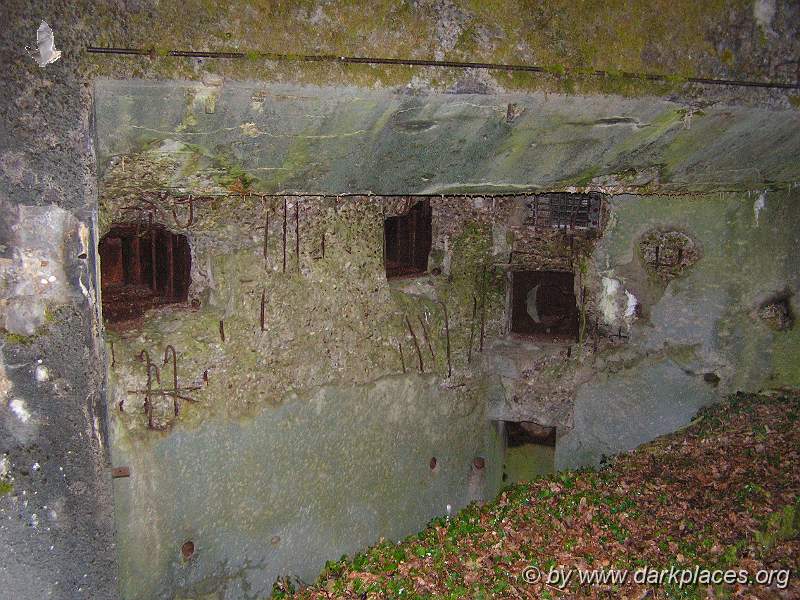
left=181, top=540, right=195, bottom=560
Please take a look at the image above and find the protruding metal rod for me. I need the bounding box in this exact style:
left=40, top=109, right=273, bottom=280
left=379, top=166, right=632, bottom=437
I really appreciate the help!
left=282, top=199, right=287, bottom=273
left=85, top=46, right=800, bottom=90
left=439, top=301, right=451, bottom=378
left=468, top=294, right=477, bottom=363
left=171, top=196, right=194, bottom=228
left=479, top=265, right=487, bottom=352
left=260, top=289, right=266, bottom=332
left=144, top=362, right=161, bottom=430
left=295, top=200, right=300, bottom=272
left=263, top=204, right=270, bottom=262
left=162, top=344, right=179, bottom=415
left=219, top=320, right=225, bottom=343
left=405, top=316, right=424, bottom=373
left=418, top=314, right=435, bottom=362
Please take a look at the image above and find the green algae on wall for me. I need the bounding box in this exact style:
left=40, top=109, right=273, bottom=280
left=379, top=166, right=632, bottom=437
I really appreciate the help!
left=100, top=185, right=510, bottom=598
left=559, top=187, right=800, bottom=469
left=78, top=0, right=797, bottom=103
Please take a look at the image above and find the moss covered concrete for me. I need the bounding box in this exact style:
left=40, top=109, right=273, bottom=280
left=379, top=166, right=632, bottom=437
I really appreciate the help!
left=558, top=187, right=800, bottom=469
left=72, top=1, right=799, bottom=106
left=95, top=81, right=800, bottom=196
left=101, top=186, right=512, bottom=598
left=3, top=3, right=800, bottom=599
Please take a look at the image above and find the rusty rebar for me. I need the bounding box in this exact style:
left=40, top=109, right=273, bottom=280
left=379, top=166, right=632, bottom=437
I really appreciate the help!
left=479, top=265, right=487, bottom=353
left=468, top=294, right=477, bottom=363
left=137, top=349, right=151, bottom=366
left=110, top=341, right=115, bottom=368
left=219, top=320, right=225, bottom=343
left=263, top=203, right=270, bottom=262
left=418, top=314, right=435, bottom=362
left=282, top=198, right=288, bottom=273
left=405, top=316, right=424, bottom=373
left=260, top=289, right=266, bottom=332
left=87, top=46, right=800, bottom=90
left=144, top=362, right=161, bottom=430
left=162, top=344, right=182, bottom=415
left=171, top=196, right=194, bottom=228
left=295, top=200, right=300, bottom=272
left=439, top=301, right=451, bottom=377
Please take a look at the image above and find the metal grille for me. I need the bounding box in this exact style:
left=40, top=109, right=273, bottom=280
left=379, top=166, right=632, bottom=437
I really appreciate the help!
left=526, top=193, right=603, bottom=230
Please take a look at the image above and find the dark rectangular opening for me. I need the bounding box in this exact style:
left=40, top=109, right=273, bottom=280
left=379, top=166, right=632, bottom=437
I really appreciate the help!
left=384, top=200, right=432, bottom=279
left=526, top=192, right=603, bottom=230
left=502, top=421, right=556, bottom=483
left=505, top=421, right=556, bottom=447
left=511, top=270, right=578, bottom=339
left=99, top=223, right=191, bottom=324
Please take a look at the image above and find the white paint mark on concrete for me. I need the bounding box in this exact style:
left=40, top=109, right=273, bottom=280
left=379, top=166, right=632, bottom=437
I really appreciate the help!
left=754, top=191, right=766, bottom=225
left=34, top=365, right=49, bottom=382
left=599, top=277, right=621, bottom=323
left=9, top=398, right=31, bottom=423
left=78, top=274, right=90, bottom=300
left=624, top=290, right=638, bottom=319
left=27, top=21, right=62, bottom=67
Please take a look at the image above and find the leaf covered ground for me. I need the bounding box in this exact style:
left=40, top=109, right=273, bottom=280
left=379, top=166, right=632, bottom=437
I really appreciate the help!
left=278, top=391, right=799, bottom=599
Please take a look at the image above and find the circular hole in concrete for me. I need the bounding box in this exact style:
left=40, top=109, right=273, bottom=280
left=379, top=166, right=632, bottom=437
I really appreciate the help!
left=429, top=457, right=437, bottom=470
left=181, top=540, right=195, bottom=560
left=473, top=457, right=486, bottom=470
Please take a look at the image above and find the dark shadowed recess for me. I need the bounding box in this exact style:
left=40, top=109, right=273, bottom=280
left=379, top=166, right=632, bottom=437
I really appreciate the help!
left=511, top=270, right=579, bottom=339
left=384, top=200, right=433, bottom=279
left=99, top=223, right=191, bottom=325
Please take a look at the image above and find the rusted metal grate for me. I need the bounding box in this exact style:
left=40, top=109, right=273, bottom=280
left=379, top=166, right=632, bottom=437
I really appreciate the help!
left=100, top=223, right=191, bottom=324
left=526, top=193, right=603, bottom=230
left=384, top=200, right=432, bottom=279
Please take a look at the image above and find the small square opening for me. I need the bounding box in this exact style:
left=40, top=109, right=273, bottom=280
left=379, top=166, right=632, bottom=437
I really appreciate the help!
left=502, top=421, right=555, bottom=483
left=99, top=223, right=191, bottom=325
left=510, top=270, right=578, bottom=339
left=384, top=200, right=432, bottom=279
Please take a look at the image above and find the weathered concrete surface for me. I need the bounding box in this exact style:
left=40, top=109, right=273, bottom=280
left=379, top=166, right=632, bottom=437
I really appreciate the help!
left=98, top=192, right=508, bottom=599
left=0, top=307, right=114, bottom=600
left=557, top=188, right=800, bottom=469
left=95, top=80, right=800, bottom=194
left=0, top=200, right=90, bottom=335
left=112, top=376, right=502, bottom=600
left=2, top=2, right=799, bottom=599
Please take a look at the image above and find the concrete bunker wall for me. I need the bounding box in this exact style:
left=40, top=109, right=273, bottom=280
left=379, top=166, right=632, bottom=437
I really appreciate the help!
left=2, top=0, right=800, bottom=591
left=99, top=193, right=509, bottom=599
